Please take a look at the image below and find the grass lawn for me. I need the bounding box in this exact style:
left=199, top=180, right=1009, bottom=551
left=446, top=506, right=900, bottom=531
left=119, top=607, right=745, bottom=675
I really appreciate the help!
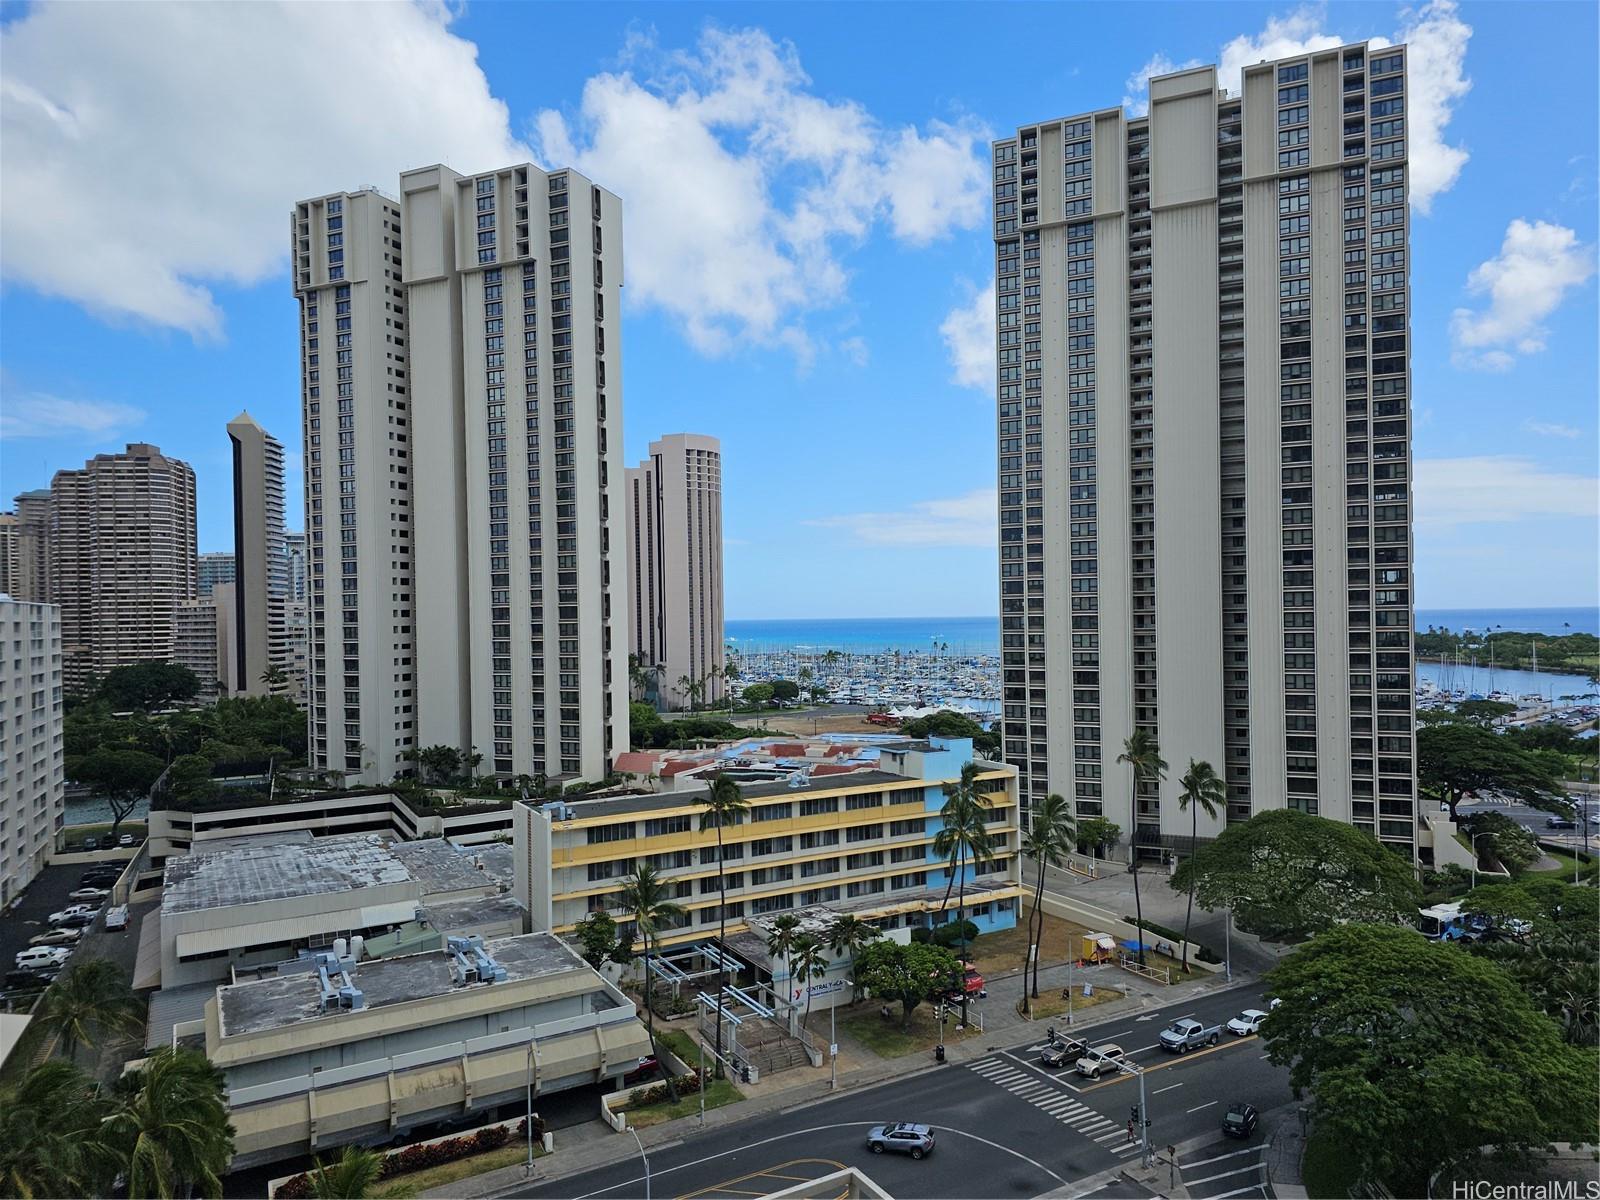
left=1520, top=846, right=1599, bottom=882
left=1016, top=984, right=1123, bottom=1021
left=1301, top=1130, right=1360, bottom=1199
left=624, top=1077, right=744, bottom=1129
left=838, top=1002, right=984, bottom=1059
left=371, top=1143, right=545, bottom=1197
left=967, top=910, right=1097, bottom=979
left=653, top=1027, right=702, bottom=1073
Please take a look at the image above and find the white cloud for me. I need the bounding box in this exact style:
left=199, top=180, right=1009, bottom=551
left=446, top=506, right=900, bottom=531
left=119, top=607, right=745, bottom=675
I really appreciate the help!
left=1123, top=53, right=1203, bottom=118
left=1135, top=1, right=1472, bottom=214
left=940, top=279, right=996, bottom=391
left=1415, top=456, right=1599, bottom=529
left=806, top=488, right=997, bottom=548
left=535, top=27, right=989, bottom=359
left=838, top=336, right=870, bottom=367
left=0, top=391, right=145, bottom=439
left=1523, top=421, right=1583, bottom=440
left=1450, top=219, right=1596, bottom=370
left=0, top=2, right=528, bottom=338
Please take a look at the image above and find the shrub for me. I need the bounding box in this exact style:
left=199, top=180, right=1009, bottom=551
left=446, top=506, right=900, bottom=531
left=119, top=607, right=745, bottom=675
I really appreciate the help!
left=932, top=919, right=980, bottom=949
left=624, top=1072, right=703, bottom=1108
left=909, top=926, right=933, bottom=945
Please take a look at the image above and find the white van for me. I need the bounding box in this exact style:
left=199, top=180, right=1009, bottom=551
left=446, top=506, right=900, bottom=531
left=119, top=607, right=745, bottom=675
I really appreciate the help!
left=104, top=905, right=130, bottom=931
left=15, top=946, right=69, bottom=970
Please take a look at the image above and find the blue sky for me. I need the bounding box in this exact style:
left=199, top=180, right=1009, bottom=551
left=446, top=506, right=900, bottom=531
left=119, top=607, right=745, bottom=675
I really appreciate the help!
left=2, top=1, right=1595, bottom=618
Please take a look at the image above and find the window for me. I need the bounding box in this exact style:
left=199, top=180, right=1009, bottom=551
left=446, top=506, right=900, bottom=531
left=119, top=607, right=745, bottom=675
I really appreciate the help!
left=799, top=796, right=838, bottom=817
left=587, top=822, right=634, bottom=844
left=643, top=814, right=690, bottom=838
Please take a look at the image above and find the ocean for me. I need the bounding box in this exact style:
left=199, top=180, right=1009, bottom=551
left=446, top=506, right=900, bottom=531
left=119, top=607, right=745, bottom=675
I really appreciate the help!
left=726, top=607, right=1597, bottom=654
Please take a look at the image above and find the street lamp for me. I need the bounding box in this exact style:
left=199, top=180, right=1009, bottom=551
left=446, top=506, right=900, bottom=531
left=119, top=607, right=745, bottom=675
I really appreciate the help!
left=628, top=1126, right=651, bottom=1200
left=1224, top=907, right=1232, bottom=984
left=1470, top=831, right=1494, bottom=889
left=525, top=1040, right=536, bottom=1175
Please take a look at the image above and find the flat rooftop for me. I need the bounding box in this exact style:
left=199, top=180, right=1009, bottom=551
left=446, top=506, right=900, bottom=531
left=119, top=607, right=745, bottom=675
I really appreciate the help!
left=216, top=932, right=593, bottom=1038
left=163, top=835, right=412, bottom=915
left=555, top=768, right=923, bottom=820
left=420, top=892, right=526, bottom=933
left=387, top=837, right=502, bottom=895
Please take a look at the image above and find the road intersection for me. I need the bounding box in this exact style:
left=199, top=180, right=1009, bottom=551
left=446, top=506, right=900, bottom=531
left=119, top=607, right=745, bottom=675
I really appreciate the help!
left=507, top=982, right=1290, bottom=1200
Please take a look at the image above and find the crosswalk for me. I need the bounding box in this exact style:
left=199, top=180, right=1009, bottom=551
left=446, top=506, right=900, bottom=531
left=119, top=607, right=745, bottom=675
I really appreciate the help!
left=968, top=1056, right=1144, bottom=1158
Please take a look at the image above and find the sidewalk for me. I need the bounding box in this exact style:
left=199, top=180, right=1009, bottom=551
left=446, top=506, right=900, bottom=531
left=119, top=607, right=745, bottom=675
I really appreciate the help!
left=437, top=955, right=1245, bottom=1199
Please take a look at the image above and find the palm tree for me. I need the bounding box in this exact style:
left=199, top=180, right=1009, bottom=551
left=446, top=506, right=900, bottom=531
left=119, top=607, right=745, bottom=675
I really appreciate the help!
left=37, top=959, right=144, bottom=1065
left=699, top=774, right=749, bottom=1075
left=789, top=936, right=828, bottom=1035
left=105, top=1047, right=235, bottom=1200
left=675, top=674, right=694, bottom=712
left=308, top=1144, right=386, bottom=1199
left=1117, top=731, right=1168, bottom=966
left=618, top=863, right=687, bottom=1102
left=0, top=1060, right=117, bottom=1199
left=933, top=762, right=996, bottom=1025
left=764, top=912, right=803, bottom=965
left=1019, top=793, right=1075, bottom=1002
left=1175, top=760, right=1226, bottom=973
left=258, top=664, right=289, bottom=693
left=825, top=915, right=881, bottom=1001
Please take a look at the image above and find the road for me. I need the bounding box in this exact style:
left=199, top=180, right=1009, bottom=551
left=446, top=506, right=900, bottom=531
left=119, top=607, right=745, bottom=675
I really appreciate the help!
left=504, top=983, right=1289, bottom=1200
left=1456, top=795, right=1598, bottom=856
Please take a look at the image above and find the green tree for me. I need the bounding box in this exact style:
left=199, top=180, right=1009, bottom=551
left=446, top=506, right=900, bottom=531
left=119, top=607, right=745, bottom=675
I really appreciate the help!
left=68, top=745, right=165, bottom=840
left=1116, top=731, right=1167, bottom=965
left=106, top=1047, right=235, bottom=1200
left=1175, top=759, right=1225, bottom=974
left=1074, top=816, right=1122, bottom=859
left=854, top=940, right=960, bottom=1031
left=824, top=915, right=881, bottom=1002
left=37, top=960, right=145, bottom=1066
left=769, top=679, right=800, bottom=703
left=698, top=774, right=749, bottom=1076
left=1462, top=811, right=1542, bottom=872
left=788, top=936, right=828, bottom=1034
left=574, top=911, right=619, bottom=968
left=1262, top=924, right=1598, bottom=1195
left=415, top=744, right=462, bottom=785
left=627, top=653, right=650, bottom=702
left=763, top=912, right=803, bottom=965
left=98, top=662, right=200, bottom=712
left=0, top=1060, right=117, bottom=1199
left=1417, top=721, right=1567, bottom=822
left=1171, top=809, right=1422, bottom=941
left=741, top=682, right=775, bottom=708
left=307, top=1144, right=386, bottom=1199
left=897, top=710, right=1001, bottom=759
left=617, top=863, right=687, bottom=1102
left=628, top=701, right=662, bottom=749
left=1019, top=793, right=1074, bottom=1002
left=933, top=762, right=995, bottom=1025
left=258, top=664, right=290, bottom=693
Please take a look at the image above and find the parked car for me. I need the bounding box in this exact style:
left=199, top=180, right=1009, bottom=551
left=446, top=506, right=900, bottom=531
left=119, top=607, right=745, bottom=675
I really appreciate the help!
left=29, top=928, right=82, bottom=948
left=1041, top=1036, right=1088, bottom=1068
left=68, top=887, right=110, bottom=902
left=623, top=1055, right=659, bottom=1085
left=49, top=904, right=99, bottom=924
left=80, top=869, right=119, bottom=887
left=866, top=1123, right=935, bottom=1159
left=1075, top=1043, right=1129, bottom=1079
left=1227, top=1009, right=1271, bottom=1036
left=1159, top=1018, right=1221, bottom=1053
left=4, top=969, right=51, bottom=991
left=943, top=967, right=987, bottom=1001
left=1222, top=1101, right=1260, bottom=1139
left=15, top=946, right=71, bottom=970
left=81, top=836, right=99, bottom=851
left=104, top=905, right=131, bottom=931
left=118, top=833, right=135, bottom=847
left=1546, top=815, right=1577, bottom=830
left=52, top=912, right=95, bottom=930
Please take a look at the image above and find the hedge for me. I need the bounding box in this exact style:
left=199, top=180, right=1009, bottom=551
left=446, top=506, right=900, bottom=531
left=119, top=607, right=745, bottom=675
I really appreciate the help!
left=273, top=1117, right=545, bottom=1199
left=623, top=1071, right=703, bottom=1109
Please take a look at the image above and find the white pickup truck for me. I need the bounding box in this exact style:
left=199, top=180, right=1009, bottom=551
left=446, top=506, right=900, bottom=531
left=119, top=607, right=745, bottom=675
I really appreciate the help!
left=1159, top=1017, right=1221, bottom=1053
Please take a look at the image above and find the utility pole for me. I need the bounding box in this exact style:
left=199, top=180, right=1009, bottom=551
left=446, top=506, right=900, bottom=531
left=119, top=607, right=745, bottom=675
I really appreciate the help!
left=1224, top=907, right=1232, bottom=983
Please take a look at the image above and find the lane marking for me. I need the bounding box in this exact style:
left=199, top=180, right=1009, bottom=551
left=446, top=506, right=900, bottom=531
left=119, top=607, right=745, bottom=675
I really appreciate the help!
left=1092, top=1130, right=1129, bottom=1145
left=677, top=1158, right=846, bottom=1200
left=1185, top=1100, right=1219, bottom=1114
left=1152, top=1082, right=1184, bottom=1095
left=1077, top=1035, right=1258, bottom=1091
left=1112, top=1143, right=1142, bottom=1157
left=1180, top=1146, right=1265, bottom=1169
left=1211, top=1186, right=1268, bottom=1200
left=1185, top=1162, right=1268, bottom=1187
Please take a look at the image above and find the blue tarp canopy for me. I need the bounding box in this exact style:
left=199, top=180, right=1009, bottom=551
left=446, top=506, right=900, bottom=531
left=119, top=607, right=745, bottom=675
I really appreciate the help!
left=1119, top=938, right=1152, bottom=952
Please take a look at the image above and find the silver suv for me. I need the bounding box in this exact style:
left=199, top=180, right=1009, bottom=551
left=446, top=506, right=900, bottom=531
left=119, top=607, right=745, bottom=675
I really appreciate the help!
left=867, top=1123, right=935, bottom=1159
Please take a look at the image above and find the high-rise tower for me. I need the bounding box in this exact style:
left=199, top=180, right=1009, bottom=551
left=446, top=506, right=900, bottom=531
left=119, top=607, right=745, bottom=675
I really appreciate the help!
left=625, top=434, right=725, bottom=711
left=994, top=43, right=1416, bottom=856
left=228, top=411, right=290, bottom=697
left=291, top=188, right=415, bottom=783
left=49, top=443, right=198, bottom=690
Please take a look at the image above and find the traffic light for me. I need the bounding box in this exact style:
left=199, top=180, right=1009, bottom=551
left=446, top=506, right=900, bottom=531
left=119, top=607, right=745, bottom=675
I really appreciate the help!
left=1130, top=1105, right=1141, bottom=1123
